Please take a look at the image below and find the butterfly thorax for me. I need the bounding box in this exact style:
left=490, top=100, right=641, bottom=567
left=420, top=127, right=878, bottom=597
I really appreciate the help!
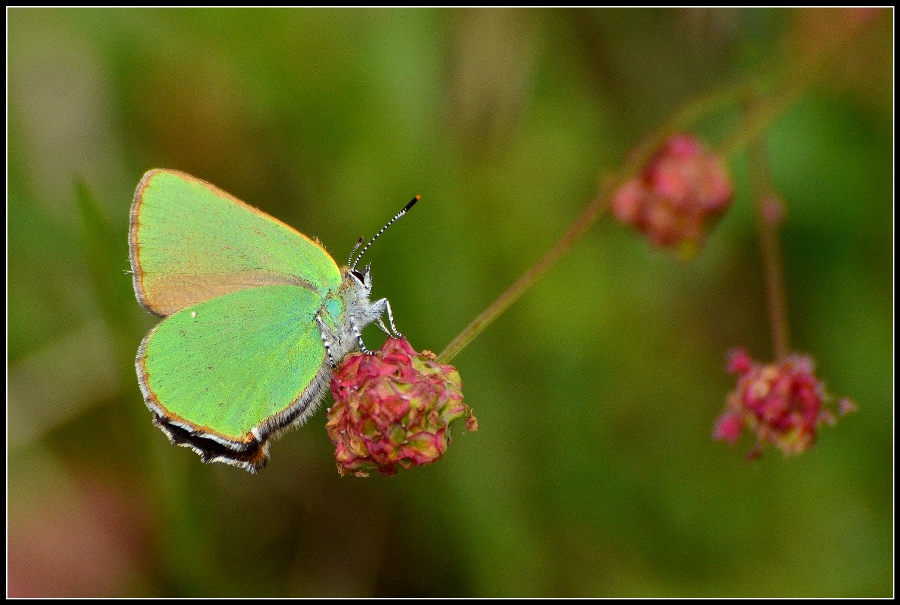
left=316, top=266, right=387, bottom=363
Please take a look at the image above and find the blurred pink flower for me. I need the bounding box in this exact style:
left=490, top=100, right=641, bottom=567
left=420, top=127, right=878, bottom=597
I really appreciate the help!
left=714, top=348, right=856, bottom=459
left=611, top=133, right=733, bottom=258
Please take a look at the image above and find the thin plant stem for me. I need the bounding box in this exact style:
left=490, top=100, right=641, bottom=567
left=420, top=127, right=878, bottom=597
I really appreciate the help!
left=747, top=123, right=791, bottom=360
left=438, top=81, right=804, bottom=364
left=438, top=180, right=614, bottom=363
left=437, top=11, right=883, bottom=366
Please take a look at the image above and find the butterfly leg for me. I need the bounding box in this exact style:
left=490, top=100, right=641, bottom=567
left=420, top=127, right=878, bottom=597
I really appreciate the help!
left=348, top=315, right=372, bottom=355
left=379, top=298, right=403, bottom=339
left=315, top=314, right=338, bottom=368
left=368, top=298, right=402, bottom=339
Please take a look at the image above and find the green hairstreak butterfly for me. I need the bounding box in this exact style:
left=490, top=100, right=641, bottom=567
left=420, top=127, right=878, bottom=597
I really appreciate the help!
left=129, top=169, right=417, bottom=473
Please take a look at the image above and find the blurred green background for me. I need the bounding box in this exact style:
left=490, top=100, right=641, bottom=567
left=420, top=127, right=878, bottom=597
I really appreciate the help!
left=7, top=8, right=892, bottom=597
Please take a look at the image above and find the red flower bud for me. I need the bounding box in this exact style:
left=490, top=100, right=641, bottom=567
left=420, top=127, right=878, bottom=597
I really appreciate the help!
left=714, top=348, right=856, bottom=459
left=611, top=133, right=733, bottom=258
left=326, top=338, right=474, bottom=477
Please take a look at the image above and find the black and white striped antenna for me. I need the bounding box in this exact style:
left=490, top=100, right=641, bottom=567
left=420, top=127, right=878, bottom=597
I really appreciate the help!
left=349, top=195, right=420, bottom=271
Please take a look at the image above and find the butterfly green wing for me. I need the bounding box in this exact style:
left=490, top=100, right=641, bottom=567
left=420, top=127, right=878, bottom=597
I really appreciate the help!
left=137, top=285, right=336, bottom=471
left=130, top=169, right=342, bottom=317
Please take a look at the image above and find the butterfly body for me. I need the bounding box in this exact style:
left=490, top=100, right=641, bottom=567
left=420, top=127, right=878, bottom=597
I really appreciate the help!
left=130, top=169, right=393, bottom=473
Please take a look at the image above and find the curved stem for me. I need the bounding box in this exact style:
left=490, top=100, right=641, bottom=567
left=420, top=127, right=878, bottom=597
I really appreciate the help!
left=438, top=77, right=802, bottom=364
left=436, top=10, right=883, bottom=366
left=439, top=181, right=614, bottom=363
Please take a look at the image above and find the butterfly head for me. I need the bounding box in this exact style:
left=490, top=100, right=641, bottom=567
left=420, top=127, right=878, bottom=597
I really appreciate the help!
left=341, top=263, right=373, bottom=297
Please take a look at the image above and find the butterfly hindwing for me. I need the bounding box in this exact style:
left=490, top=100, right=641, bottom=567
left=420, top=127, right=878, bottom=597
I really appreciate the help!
left=137, top=285, right=335, bottom=454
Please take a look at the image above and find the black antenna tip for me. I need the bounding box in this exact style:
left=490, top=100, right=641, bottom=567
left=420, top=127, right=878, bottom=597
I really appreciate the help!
left=349, top=195, right=420, bottom=269
left=404, top=195, right=421, bottom=212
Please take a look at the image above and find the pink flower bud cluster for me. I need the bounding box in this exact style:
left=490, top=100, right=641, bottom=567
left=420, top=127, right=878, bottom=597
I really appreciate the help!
left=714, top=348, right=855, bottom=459
left=611, top=133, right=733, bottom=257
left=327, top=338, right=474, bottom=477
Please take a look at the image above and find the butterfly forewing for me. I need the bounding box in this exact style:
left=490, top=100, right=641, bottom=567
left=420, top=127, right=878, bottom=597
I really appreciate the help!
left=130, top=169, right=342, bottom=317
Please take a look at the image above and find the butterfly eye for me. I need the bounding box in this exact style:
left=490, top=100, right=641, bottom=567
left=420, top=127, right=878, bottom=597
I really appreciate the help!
left=350, top=269, right=365, bottom=283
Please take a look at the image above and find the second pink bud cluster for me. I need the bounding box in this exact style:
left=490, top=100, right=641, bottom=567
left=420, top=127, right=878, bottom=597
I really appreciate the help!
left=611, top=133, right=733, bottom=258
